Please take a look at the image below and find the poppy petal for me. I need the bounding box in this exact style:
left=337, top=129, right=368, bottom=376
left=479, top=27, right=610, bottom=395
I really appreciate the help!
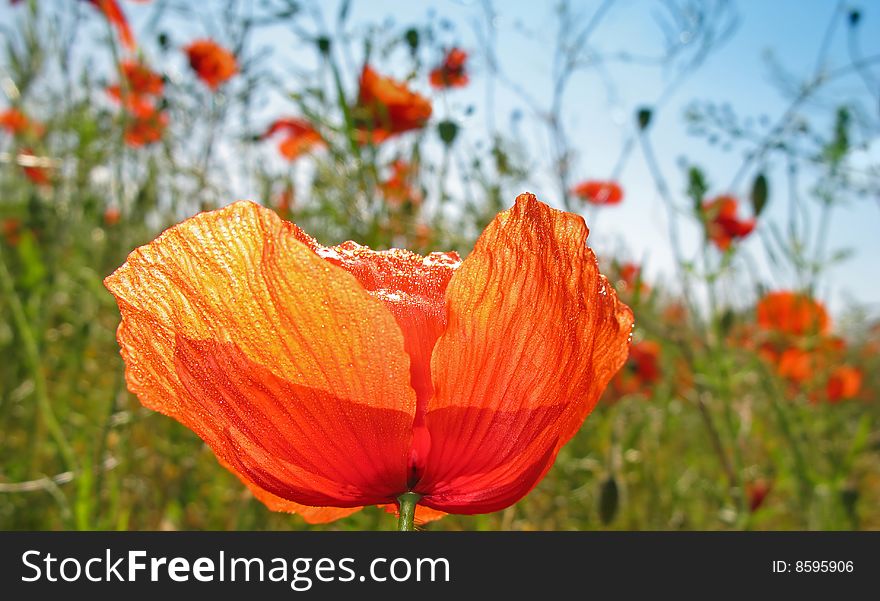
left=417, top=193, right=633, bottom=514
left=172, top=335, right=411, bottom=506
left=223, top=459, right=363, bottom=524
left=289, top=231, right=461, bottom=484
left=355, top=65, right=432, bottom=142
left=91, top=0, right=135, bottom=50
left=288, top=229, right=460, bottom=451
left=105, top=201, right=417, bottom=511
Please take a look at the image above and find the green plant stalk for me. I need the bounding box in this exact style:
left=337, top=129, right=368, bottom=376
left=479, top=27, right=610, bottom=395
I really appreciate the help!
left=91, top=369, right=124, bottom=528
left=694, top=392, right=736, bottom=491
left=325, top=49, right=376, bottom=227
left=196, top=94, right=227, bottom=202
left=327, top=51, right=361, bottom=160
left=808, top=198, right=834, bottom=293
left=0, top=249, right=77, bottom=474
left=74, top=454, right=94, bottom=530
left=637, top=130, right=701, bottom=323
left=763, top=373, right=813, bottom=523
left=716, top=354, right=747, bottom=519
left=671, top=312, right=739, bottom=511
left=397, top=492, right=421, bottom=531
left=703, top=247, right=746, bottom=516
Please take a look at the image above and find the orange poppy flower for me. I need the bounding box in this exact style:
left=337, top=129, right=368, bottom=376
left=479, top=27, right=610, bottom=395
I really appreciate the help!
left=0, top=108, right=44, bottom=138
left=616, top=261, right=650, bottom=296
left=86, top=0, right=135, bottom=51
left=608, top=340, right=661, bottom=399
left=756, top=291, right=830, bottom=337
left=746, top=478, right=771, bottom=513
left=107, top=60, right=164, bottom=114
left=702, top=195, right=755, bottom=250
left=123, top=106, right=168, bottom=147
left=18, top=148, right=50, bottom=186
left=354, top=65, right=432, bottom=143
left=826, top=366, right=862, bottom=403
left=120, top=60, right=163, bottom=96
left=185, top=39, right=238, bottom=90
left=429, top=48, right=469, bottom=89
left=775, top=347, right=813, bottom=383
left=379, top=159, right=422, bottom=207
left=630, top=341, right=661, bottom=383
left=104, top=206, right=121, bottom=226
left=1, top=108, right=28, bottom=135
left=275, top=183, right=295, bottom=217
left=261, top=118, right=323, bottom=161
left=2, top=218, right=21, bottom=246
left=119, top=94, right=157, bottom=120
left=758, top=332, right=852, bottom=401
left=104, top=193, right=633, bottom=523
left=571, top=180, right=623, bottom=206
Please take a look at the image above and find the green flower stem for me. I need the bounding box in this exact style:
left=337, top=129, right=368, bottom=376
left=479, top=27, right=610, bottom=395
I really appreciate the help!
left=0, top=249, right=76, bottom=474
left=397, top=492, right=421, bottom=531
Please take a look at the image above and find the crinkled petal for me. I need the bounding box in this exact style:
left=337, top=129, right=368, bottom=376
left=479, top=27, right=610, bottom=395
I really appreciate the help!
left=222, top=459, right=363, bottom=524
left=104, top=201, right=417, bottom=511
left=416, top=193, right=633, bottom=514
left=291, top=230, right=461, bottom=482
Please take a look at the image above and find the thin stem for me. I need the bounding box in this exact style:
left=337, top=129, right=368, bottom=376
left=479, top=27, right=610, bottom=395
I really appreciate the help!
left=0, top=249, right=77, bottom=474
left=637, top=130, right=699, bottom=317
left=811, top=0, right=844, bottom=77
left=694, top=392, right=736, bottom=491
left=397, top=492, right=421, bottom=531
left=809, top=199, right=833, bottom=294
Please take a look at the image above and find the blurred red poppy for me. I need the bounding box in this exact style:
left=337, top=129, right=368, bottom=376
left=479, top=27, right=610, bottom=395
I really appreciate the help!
left=0, top=108, right=44, bottom=138
left=105, top=193, right=633, bottom=523
left=702, top=195, right=755, bottom=250
left=104, top=206, right=121, bottom=226
left=121, top=60, right=163, bottom=96
left=746, top=479, right=771, bottom=513
left=609, top=340, right=661, bottom=398
left=354, top=65, right=432, bottom=143
left=379, top=159, right=422, bottom=207
left=2, top=218, right=21, bottom=246
left=19, top=148, right=50, bottom=186
left=1, top=108, right=27, bottom=134
left=185, top=39, right=238, bottom=90
left=826, top=366, right=862, bottom=403
left=617, top=262, right=650, bottom=296
left=275, top=183, right=295, bottom=217
left=123, top=106, right=168, bottom=147
left=775, top=347, right=812, bottom=383
left=262, top=118, right=323, bottom=161
left=86, top=0, right=135, bottom=50
left=571, top=180, right=623, bottom=206
left=430, top=48, right=469, bottom=89
left=630, top=341, right=661, bottom=383
left=107, top=60, right=164, bottom=114
left=756, top=291, right=830, bottom=337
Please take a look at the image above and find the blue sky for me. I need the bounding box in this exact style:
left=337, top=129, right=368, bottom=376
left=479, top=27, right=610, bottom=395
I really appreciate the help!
left=3, top=0, right=878, bottom=319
